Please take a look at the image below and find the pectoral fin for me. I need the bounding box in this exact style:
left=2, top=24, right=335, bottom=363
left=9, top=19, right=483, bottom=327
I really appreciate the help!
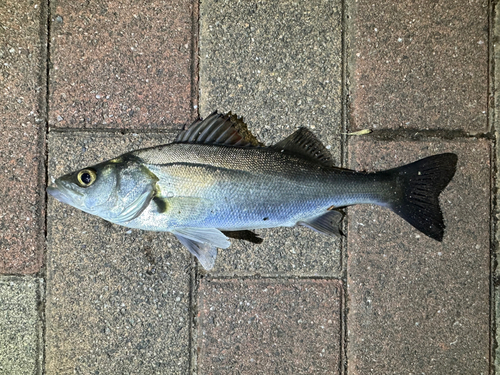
left=297, top=210, right=344, bottom=237
left=172, top=227, right=231, bottom=270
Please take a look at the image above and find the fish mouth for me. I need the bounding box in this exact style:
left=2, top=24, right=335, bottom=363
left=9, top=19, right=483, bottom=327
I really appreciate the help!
left=47, top=184, right=77, bottom=206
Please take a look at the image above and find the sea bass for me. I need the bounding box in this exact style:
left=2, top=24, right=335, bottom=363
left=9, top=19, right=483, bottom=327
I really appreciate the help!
left=47, top=112, right=458, bottom=270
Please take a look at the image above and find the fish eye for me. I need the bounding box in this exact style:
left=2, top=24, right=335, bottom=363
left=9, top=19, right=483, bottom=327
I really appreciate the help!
left=77, top=169, right=97, bottom=187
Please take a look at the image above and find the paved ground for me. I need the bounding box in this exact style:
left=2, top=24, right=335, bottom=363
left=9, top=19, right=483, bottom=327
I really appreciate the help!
left=0, top=0, right=494, bottom=374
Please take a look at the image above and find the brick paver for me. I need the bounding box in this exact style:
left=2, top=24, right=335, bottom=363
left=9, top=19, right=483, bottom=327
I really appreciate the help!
left=198, top=279, right=343, bottom=374
left=0, top=277, right=41, bottom=374
left=349, top=0, right=488, bottom=132
left=0, top=0, right=46, bottom=274
left=212, top=226, right=342, bottom=277
left=347, top=140, right=490, bottom=374
left=200, top=0, right=343, bottom=143
left=49, top=0, right=197, bottom=129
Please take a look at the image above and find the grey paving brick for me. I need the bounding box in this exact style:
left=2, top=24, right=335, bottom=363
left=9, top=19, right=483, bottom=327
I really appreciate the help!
left=199, top=0, right=343, bottom=276
left=495, top=6, right=500, bottom=373
left=0, top=0, right=46, bottom=274
left=46, top=132, right=192, bottom=374
left=347, top=140, right=490, bottom=374
left=348, top=0, right=488, bottom=132
left=0, top=277, right=42, bottom=375
left=198, top=279, right=343, bottom=374
left=200, top=0, right=342, bottom=143
left=494, top=0, right=500, bottom=281
left=212, top=226, right=342, bottom=277
left=49, top=0, right=197, bottom=129
left=496, top=286, right=500, bottom=371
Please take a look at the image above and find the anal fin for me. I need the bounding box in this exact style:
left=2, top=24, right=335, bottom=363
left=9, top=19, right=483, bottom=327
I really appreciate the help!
left=297, top=210, right=344, bottom=237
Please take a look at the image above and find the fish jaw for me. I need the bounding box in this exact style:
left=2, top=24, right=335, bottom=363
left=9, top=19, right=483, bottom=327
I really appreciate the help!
left=47, top=180, right=86, bottom=210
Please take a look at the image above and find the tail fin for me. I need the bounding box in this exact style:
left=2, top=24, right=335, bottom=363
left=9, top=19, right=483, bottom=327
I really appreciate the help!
left=388, top=153, right=457, bottom=241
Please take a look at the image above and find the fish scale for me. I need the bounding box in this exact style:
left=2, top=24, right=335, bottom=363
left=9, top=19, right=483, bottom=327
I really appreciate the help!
left=134, top=145, right=381, bottom=230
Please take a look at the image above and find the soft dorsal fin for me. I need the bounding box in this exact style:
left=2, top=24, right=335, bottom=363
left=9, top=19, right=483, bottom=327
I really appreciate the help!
left=175, top=111, right=262, bottom=147
left=272, top=127, right=334, bottom=167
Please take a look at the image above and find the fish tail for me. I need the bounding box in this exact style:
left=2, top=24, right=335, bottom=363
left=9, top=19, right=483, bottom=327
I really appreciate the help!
left=387, top=153, right=458, bottom=241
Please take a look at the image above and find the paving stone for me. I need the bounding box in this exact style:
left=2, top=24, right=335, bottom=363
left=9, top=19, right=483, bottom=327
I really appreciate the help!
left=0, top=0, right=46, bottom=273
left=0, top=276, right=42, bottom=375
left=49, top=0, right=197, bottom=129
left=348, top=0, right=488, bottom=132
left=496, top=286, right=500, bottom=371
left=200, top=0, right=342, bottom=143
left=199, top=0, right=343, bottom=275
left=46, top=132, right=192, bottom=374
left=198, top=279, right=342, bottom=374
left=494, top=0, right=500, bottom=280
left=495, top=8, right=500, bottom=372
left=347, top=140, right=490, bottom=374
left=212, top=227, right=342, bottom=278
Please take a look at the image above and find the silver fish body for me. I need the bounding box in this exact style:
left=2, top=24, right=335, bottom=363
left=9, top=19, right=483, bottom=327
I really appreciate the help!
left=48, top=112, right=457, bottom=269
left=126, top=143, right=389, bottom=231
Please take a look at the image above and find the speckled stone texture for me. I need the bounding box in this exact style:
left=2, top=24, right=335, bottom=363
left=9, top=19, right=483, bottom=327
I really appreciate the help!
left=199, top=0, right=343, bottom=275
left=198, top=279, right=342, bottom=374
left=49, top=0, right=197, bottom=129
left=211, top=226, right=342, bottom=277
left=199, top=0, right=343, bottom=144
left=495, top=5, right=500, bottom=370
left=0, top=0, right=46, bottom=274
left=347, top=140, right=490, bottom=374
left=0, top=277, right=42, bottom=374
left=46, top=132, right=192, bottom=373
left=348, top=0, right=488, bottom=132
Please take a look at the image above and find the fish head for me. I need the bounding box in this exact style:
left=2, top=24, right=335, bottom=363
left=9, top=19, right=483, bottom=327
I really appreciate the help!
left=47, top=155, right=158, bottom=224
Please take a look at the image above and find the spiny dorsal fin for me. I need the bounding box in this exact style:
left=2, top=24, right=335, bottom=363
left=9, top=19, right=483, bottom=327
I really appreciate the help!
left=175, top=111, right=263, bottom=147
left=272, top=127, right=334, bottom=167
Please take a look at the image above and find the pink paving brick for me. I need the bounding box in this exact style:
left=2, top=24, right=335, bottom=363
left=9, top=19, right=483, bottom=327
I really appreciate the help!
left=349, top=0, right=488, bottom=132
left=49, top=0, right=197, bottom=129
left=347, top=140, right=490, bottom=373
left=0, top=0, right=46, bottom=274
left=198, top=279, right=343, bottom=374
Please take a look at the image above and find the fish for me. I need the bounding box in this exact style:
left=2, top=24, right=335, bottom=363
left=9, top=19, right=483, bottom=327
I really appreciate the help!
left=47, top=111, right=458, bottom=270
